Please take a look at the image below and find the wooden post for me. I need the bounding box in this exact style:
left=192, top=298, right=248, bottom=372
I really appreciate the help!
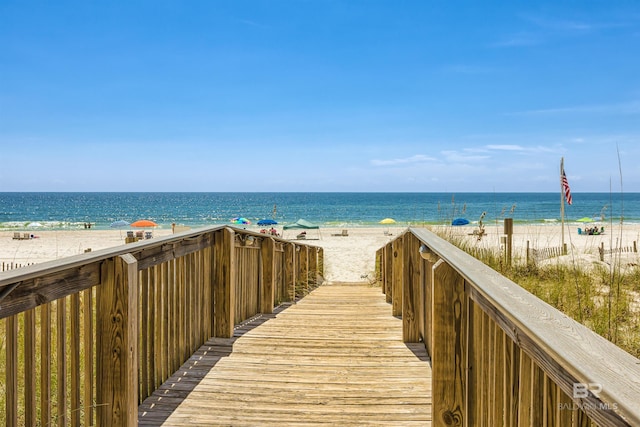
left=317, top=247, right=324, bottom=281
left=299, top=246, right=308, bottom=294
left=432, top=259, right=467, bottom=427
left=260, top=237, right=275, bottom=314
left=504, top=218, right=513, bottom=266
left=6, top=315, right=17, bottom=426
left=376, top=249, right=383, bottom=290
left=41, top=303, right=51, bottom=426
left=403, top=234, right=420, bottom=342
left=391, top=237, right=403, bottom=317
left=599, top=242, right=605, bottom=262
left=284, top=243, right=296, bottom=301
left=308, top=247, right=318, bottom=287
left=213, top=228, right=236, bottom=338
left=25, top=309, right=36, bottom=426
left=419, top=245, right=438, bottom=362
left=384, top=244, right=393, bottom=303
left=96, top=253, right=139, bottom=427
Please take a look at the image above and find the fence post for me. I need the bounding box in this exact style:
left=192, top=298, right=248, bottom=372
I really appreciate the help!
left=214, top=228, right=236, bottom=338
left=504, top=218, right=513, bottom=265
left=299, top=246, right=308, bottom=294
left=284, top=243, right=296, bottom=301
left=403, top=234, right=421, bottom=342
left=599, top=242, right=605, bottom=262
left=376, top=249, right=383, bottom=289
left=384, top=244, right=393, bottom=303
left=96, top=253, right=139, bottom=427
left=260, top=236, right=275, bottom=314
left=392, top=236, right=403, bottom=317
left=432, top=258, right=467, bottom=426
left=308, top=247, right=318, bottom=287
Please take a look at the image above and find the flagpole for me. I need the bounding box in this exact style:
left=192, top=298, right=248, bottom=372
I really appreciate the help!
left=560, top=157, right=565, bottom=250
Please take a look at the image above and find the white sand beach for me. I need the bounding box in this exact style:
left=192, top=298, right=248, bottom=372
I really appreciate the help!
left=2, top=223, right=640, bottom=280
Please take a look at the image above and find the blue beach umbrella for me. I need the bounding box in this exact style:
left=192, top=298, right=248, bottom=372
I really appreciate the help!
left=110, top=220, right=129, bottom=228
left=257, top=219, right=278, bottom=226
left=452, top=218, right=470, bottom=226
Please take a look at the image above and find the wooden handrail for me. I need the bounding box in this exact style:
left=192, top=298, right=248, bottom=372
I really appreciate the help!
left=377, top=227, right=640, bottom=426
left=0, top=226, right=323, bottom=426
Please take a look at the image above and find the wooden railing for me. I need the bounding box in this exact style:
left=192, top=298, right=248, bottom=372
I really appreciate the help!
left=0, top=226, right=322, bottom=426
left=377, top=227, right=640, bottom=427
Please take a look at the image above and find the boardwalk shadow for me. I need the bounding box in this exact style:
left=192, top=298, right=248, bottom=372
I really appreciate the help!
left=138, top=303, right=293, bottom=425
left=405, top=342, right=431, bottom=362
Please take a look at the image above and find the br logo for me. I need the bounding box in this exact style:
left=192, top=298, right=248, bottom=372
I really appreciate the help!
left=573, top=383, right=602, bottom=398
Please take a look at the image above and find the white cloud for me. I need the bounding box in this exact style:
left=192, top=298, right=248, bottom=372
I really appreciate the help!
left=486, top=144, right=525, bottom=151
left=371, top=154, right=436, bottom=166
left=509, top=101, right=640, bottom=116
left=441, top=150, right=491, bottom=163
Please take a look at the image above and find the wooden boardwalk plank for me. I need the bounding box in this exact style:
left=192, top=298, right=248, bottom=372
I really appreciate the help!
left=139, top=282, right=432, bottom=426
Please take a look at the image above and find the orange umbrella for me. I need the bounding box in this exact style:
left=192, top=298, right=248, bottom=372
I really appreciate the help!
left=130, top=219, right=158, bottom=228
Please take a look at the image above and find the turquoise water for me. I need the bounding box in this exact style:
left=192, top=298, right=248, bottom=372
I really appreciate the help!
left=1, top=192, right=639, bottom=230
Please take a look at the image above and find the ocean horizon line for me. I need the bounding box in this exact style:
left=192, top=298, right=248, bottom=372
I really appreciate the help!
left=2, top=192, right=639, bottom=231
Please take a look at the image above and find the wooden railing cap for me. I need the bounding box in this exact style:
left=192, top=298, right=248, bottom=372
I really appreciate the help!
left=407, top=227, right=640, bottom=425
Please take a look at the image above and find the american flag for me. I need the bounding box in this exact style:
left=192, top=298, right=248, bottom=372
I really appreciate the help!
left=562, top=168, right=572, bottom=205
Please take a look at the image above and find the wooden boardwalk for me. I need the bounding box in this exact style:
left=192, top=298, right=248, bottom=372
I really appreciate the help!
left=138, top=282, right=432, bottom=426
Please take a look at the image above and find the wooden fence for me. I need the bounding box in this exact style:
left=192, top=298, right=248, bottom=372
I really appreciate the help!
left=526, top=241, right=638, bottom=264
left=599, top=241, right=638, bottom=262
left=1, top=262, right=34, bottom=271
left=377, top=227, right=640, bottom=426
left=0, top=226, right=322, bottom=427
left=526, top=242, right=567, bottom=264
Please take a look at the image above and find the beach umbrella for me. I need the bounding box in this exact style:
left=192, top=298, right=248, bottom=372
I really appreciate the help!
left=231, top=217, right=251, bottom=225
left=27, top=222, right=43, bottom=228
left=452, top=218, right=470, bottom=226
left=257, top=219, right=278, bottom=226
left=110, top=220, right=129, bottom=228
left=379, top=218, right=396, bottom=224
left=130, top=219, right=158, bottom=227
left=576, top=217, right=593, bottom=223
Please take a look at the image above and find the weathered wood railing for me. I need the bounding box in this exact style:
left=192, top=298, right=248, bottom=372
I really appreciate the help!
left=377, top=227, right=640, bottom=426
left=0, top=226, right=322, bottom=426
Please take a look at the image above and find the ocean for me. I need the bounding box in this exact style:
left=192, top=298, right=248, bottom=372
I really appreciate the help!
left=1, top=192, right=639, bottom=230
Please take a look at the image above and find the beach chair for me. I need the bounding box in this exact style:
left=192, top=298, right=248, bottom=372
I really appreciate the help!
left=332, top=229, right=349, bottom=237
left=23, top=232, right=31, bottom=240
left=145, top=231, right=153, bottom=239
left=577, top=228, right=582, bottom=235
left=13, top=232, right=21, bottom=240
left=135, top=231, right=144, bottom=240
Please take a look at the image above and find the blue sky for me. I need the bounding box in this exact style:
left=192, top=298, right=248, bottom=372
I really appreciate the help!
left=1, top=1, right=639, bottom=192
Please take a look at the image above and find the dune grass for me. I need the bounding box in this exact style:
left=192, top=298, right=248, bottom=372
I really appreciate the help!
left=435, top=227, right=640, bottom=358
